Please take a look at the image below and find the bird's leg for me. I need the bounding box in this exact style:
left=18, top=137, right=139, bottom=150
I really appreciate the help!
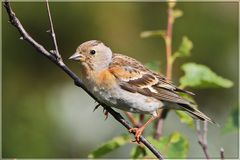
left=125, top=112, right=139, bottom=127
left=129, top=116, right=157, bottom=143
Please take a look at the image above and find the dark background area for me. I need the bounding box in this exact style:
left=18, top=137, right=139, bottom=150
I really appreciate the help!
left=2, top=2, right=238, bottom=158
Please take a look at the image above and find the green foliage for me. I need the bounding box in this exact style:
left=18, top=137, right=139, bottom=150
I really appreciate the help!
left=130, top=146, right=146, bottom=158
left=140, top=30, right=166, bottom=39
left=173, top=9, right=183, bottom=19
left=171, top=36, right=193, bottom=63
left=175, top=111, right=194, bottom=127
left=88, top=134, right=130, bottom=158
left=145, top=61, right=160, bottom=72
left=146, top=132, right=189, bottom=158
left=180, top=63, right=233, bottom=89
left=223, top=107, right=238, bottom=133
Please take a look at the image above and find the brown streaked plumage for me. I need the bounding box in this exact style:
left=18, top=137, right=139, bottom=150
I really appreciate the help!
left=109, top=54, right=194, bottom=106
left=69, top=40, right=215, bottom=142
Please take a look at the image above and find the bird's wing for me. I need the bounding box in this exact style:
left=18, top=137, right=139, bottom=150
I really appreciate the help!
left=109, top=54, right=193, bottom=105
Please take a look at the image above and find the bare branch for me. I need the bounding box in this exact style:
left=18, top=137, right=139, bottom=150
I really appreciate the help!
left=45, top=0, right=61, bottom=60
left=220, top=147, right=224, bottom=160
left=165, top=6, right=174, bottom=80
left=155, top=2, right=174, bottom=139
left=155, top=106, right=170, bottom=139
left=203, top=121, right=208, bottom=146
left=155, top=118, right=164, bottom=139
left=3, top=1, right=164, bottom=159
left=196, top=120, right=210, bottom=159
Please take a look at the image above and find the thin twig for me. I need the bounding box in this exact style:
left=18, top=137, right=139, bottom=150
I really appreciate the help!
left=154, top=109, right=165, bottom=139
left=46, top=0, right=61, bottom=60
left=220, top=147, right=224, bottom=160
left=203, top=121, right=208, bottom=147
left=154, top=118, right=164, bottom=139
left=3, top=1, right=164, bottom=159
left=165, top=7, right=173, bottom=80
left=196, top=120, right=210, bottom=159
left=155, top=2, right=174, bottom=139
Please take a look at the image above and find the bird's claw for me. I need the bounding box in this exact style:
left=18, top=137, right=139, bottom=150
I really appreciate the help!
left=103, top=108, right=109, bottom=120
left=93, top=104, right=100, bottom=112
left=129, top=127, right=144, bottom=143
left=93, top=104, right=109, bottom=120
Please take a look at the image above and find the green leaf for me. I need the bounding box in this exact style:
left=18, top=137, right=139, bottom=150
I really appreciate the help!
left=145, top=61, right=160, bottom=72
left=173, top=9, right=183, bottom=19
left=223, top=107, right=238, bottom=133
left=175, top=110, right=194, bottom=127
left=180, top=63, right=234, bottom=89
left=166, top=132, right=189, bottom=158
left=88, top=134, right=130, bottom=158
left=130, top=146, right=146, bottom=158
left=171, top=36, right=193, bottom=63
left=146, top=132, right=189, bottom=158
left=140, top=30, right=166, bottom=39
left=169, top=132, right=181, bottom=143
left=178, top=36, right=193, bottom=57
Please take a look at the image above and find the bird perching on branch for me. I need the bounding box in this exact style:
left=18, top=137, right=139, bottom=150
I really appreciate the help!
left=69, top=40, right=216, bottom=142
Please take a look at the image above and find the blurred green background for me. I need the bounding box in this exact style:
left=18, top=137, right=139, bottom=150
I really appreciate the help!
left=2, top=2, right=238, bottom=158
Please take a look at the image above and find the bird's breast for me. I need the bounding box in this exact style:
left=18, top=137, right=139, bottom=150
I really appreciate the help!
left=94, top=69, right=117, bottom=89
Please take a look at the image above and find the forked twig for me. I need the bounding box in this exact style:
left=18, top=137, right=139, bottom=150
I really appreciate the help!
left=3, top=1, right=164, bottom=159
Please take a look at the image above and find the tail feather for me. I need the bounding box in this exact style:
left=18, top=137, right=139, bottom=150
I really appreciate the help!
left=178, top=103, right=217, bottom=124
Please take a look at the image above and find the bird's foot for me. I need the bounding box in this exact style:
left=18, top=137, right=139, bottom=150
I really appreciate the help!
left=93, top=104, right=109, bottom=120
left=129, top=127, right=144, bottom=143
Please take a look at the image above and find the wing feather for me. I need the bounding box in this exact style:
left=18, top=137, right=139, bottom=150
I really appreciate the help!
left=109, top=53, right=193, bottom=104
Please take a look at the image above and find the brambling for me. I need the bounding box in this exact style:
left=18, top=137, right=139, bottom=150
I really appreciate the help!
left=69, top=40, right=215, bottom=142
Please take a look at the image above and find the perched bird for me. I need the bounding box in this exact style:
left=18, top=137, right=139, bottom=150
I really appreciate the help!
left=69, top=40, right=215, bottom=142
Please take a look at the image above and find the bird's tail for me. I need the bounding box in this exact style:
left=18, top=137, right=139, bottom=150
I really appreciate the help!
left=178, top=103, right=217, bottom=125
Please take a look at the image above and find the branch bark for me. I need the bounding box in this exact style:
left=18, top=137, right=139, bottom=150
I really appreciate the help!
left=196, top=120, right=210, bottom=159
left=3, top=1, right=164, bottom=159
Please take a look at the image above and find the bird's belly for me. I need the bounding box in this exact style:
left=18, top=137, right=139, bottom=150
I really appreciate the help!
left=92, top=85, right=163, bottom=115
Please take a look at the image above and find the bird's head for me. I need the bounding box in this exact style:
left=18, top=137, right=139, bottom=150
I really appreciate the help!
left=69, top=40, right=113, bottom=71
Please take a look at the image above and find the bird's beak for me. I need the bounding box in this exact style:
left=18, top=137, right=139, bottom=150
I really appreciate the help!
left=69, top=52, right=85, bottom=61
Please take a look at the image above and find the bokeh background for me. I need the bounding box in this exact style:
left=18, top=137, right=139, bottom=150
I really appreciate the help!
left=2, top=2, right=239, bottom=158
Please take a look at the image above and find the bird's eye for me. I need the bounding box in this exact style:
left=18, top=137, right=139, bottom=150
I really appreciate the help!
left=90, top=50, right=96, bottom=55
